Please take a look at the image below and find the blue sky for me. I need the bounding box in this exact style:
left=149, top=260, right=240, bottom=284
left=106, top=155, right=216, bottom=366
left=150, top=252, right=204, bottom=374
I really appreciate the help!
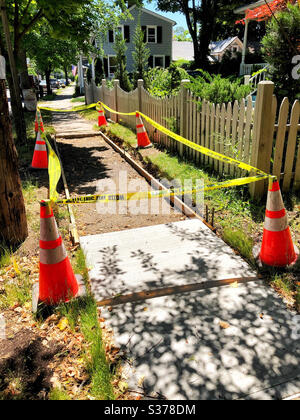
left=145, top=1, right=188, bottom=30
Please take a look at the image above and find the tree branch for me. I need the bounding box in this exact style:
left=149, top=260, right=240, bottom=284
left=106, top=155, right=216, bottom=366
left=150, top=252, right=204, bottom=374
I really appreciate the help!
left=18, top=9, right=44, bottom=40
left=20, top=0, right=33, bottom=25
left=14, top=1, right=19, bottom=51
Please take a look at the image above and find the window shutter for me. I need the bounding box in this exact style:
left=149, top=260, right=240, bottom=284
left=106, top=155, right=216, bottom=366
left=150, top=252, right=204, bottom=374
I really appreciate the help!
left=108, top=30, right=114, bottom=43
left=124, top=26, right=130, bottom=43
left=157, top=26, right=162, bottom=44
left=103, top=57, right=109, bottom=77
left=142, top=26, right=147, bottom=43
left=148, top=56, right=153, bottom=68
left=165, top=56, right=171, bottom=68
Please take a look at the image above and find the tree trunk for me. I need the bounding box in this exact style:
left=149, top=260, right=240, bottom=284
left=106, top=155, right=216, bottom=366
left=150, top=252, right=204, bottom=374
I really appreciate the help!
left=64, top=66, right=69, bottom=86
left=18, top=48, right=31, bottom=90
left=6, top=70, right=27, bottom=144
left=0, top=79, right=28, bottom=246
left=45, top=69, right=52, bottom=95
left=198, top=0, right=218, bottom=70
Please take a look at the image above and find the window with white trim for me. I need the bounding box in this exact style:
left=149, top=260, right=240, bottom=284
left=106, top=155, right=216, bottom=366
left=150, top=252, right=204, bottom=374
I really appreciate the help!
left=109, top=25, right=124, bottom=43
left=108, top=55, right=117, bottom=78
left=154, top=55, right=165, bottom=68
left=147, top=26, right=157, bottom=43
left=115, top=25, right=124, bottom=41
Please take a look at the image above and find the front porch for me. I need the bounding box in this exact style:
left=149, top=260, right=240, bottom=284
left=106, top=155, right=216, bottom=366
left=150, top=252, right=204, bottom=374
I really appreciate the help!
left=234, top=0, right=273, bottom=75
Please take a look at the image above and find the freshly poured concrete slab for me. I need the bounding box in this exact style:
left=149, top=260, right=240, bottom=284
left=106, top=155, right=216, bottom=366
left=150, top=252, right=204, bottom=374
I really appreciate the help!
left=101, top=281, right=300, bottom=400
left=80, top=219, right=256, bottom=301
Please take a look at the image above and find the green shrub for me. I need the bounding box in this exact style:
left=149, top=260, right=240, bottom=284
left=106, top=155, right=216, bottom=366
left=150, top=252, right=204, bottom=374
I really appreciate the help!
left=262, top=4, right=300, bottom=101
left=189, top=70, right=252, bottom=104
left=147, top=66, right=189, bottom=97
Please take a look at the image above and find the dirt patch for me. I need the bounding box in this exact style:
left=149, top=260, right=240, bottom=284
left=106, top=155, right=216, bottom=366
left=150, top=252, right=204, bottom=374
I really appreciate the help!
left=0, top=309, right=63, bottom=400
left=56, top=134, right=186, bottom=237
left=0, top=330, right=62, bottom=400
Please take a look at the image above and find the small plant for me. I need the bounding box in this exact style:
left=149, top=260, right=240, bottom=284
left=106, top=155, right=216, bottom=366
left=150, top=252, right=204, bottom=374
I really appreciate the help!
left=49, top=388, right=71, bottom=401
left=0, top=271, right=32, bottom=310
left=222, top=228, right=254, bottom=260
left=147, top=66, right=189, bottom=98
left=132, top=23, right=150, bottom=89
left=0, top=245, right=11, bottom=268
left=189, top=70, right=252, bottom=104
left=113, top=31, right=132, bottom=92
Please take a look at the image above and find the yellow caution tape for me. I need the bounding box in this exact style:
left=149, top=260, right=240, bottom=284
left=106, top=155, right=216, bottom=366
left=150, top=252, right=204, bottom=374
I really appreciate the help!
left=38, top=103, right=97, bottom=113
left=96, top=102, right=136, bottom=116
left=42, top=132, right=62, bottom=201
left=54, top=175, right=269, bottom=205
left=98, top=101, right=269, bottom=178
left=36, top=111, right=62, bottom=200
left=55, top=187, right=201, bottom=205
left=36, top=100, right=274, bottom=203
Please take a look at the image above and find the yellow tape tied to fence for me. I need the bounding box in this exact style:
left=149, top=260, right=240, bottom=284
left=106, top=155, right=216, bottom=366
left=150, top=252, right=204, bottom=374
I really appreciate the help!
left=36, top=102, right=273, bottom=203
left=39, top=103, right=97, bottom=113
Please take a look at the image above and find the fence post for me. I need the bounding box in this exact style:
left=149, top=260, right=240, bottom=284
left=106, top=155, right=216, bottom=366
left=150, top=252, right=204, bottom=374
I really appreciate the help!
left=113, top=79, right=119, bottom=123
left=91, top=79, right=96, bottom=104
left=250, top=81, right=275, bottom=199
left=180, top=79, right=190, bottom=157
left=101, top=78, right=107, bottom=117
left=138, top=79, right=143, bottom=113
left=244, top=75, right=251, bottom=85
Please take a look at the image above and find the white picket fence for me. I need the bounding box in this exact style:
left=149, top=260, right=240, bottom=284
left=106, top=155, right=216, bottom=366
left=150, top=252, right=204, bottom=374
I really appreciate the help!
left=85, top=79, right=300, bottom=198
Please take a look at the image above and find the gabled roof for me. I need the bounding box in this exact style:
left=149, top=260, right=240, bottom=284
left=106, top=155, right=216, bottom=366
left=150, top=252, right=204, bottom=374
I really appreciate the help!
left=172, top=37, right=243, bottom=61
left=128, top=5, right=177, bottom=26
left=210, top=37, right=243, bottom=53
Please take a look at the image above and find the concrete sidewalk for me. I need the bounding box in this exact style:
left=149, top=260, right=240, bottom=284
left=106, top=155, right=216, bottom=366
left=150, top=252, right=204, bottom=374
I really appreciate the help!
left=80, top=218, right=300, bottom=400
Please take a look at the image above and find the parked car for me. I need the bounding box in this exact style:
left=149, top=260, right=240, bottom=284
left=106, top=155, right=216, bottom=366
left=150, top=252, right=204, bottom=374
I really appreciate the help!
left=50, top=78, right=61, bottom=89
left=39, top=80, right=47, bottom=92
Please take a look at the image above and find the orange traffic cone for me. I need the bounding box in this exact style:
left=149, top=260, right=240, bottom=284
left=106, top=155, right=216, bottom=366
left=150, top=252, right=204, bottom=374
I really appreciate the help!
left=38, top=201, right=80, bottom=305
left=31, top=131, right=48, bottom=169
left=98, top=106, right=108, bottom=127
left=35, top=111, right=39, bottom=133
left=255, top=179, right=299, bottom=267
left=36, top=109, right=44, bottom=132
left=136, top=112, right=152, bottom=148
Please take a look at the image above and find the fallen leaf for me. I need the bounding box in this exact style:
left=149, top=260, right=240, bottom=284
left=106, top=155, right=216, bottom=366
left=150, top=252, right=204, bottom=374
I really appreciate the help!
left=219, top=321, right=230, bottom=329
left=11, top=257, right=21, bottom=276
left=58, top=318, right=69, bottom=331
left=118, top=381, right=128, bottom=393
left=138, top=376, right=145, bottom=387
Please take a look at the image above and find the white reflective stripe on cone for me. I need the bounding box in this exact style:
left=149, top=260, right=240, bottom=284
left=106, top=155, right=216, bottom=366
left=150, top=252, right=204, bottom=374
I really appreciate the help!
left=40, top=217, right=60, bottom=242
left=137, top=126, right=146, bottom=134
left=40, top=243, right=67, bottom=265
left=264, top=215, right=288, bottom=232
left=35, top=144, right=47, bottom=152
left=266, top=191, right=285, bottom=212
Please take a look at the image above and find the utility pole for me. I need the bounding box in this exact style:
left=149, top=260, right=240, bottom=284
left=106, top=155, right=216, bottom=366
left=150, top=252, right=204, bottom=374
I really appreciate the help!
left=0, top=0, right=27, bottom=143
left=0, top=53, right=28, bottom=245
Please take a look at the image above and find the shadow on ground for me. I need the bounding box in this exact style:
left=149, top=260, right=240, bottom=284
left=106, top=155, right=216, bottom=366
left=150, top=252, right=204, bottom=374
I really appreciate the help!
left=85, top=222, right=300, bottom=400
